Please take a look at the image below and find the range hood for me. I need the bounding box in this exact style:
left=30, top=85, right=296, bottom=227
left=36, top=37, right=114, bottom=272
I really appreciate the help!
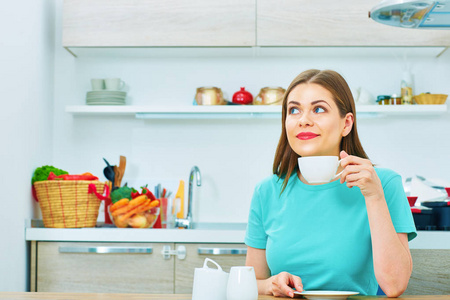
left=370, top=0, right=450, bottom=29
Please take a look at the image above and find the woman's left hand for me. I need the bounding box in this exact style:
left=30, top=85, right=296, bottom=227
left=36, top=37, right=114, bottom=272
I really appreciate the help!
left=339, top=150, right=383, bottom=201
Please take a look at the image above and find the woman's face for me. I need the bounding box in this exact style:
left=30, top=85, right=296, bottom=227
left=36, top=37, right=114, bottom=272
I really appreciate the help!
left=285, top=83, right=353, bottom=157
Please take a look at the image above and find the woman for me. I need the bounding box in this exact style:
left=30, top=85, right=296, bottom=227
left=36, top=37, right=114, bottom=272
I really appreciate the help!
left=245, top=69, right=416, bottom=298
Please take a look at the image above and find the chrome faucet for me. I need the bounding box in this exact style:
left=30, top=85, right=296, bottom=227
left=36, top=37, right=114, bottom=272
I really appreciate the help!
left=175, top=166, right=201, bottom=229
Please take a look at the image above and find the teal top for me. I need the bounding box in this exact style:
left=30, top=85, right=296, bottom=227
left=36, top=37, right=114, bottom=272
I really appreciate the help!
left=245, top=168, right=416, bottom=295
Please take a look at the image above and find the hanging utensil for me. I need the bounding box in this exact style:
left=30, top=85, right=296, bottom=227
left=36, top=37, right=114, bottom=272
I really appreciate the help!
left=103, top=167, right=115, bottom=186
left=103, top=158, right=115, bottom=186
left=117, top=155, right=126, bottom=187
left=103, top=158, right=112, bottom=167
left=113, top=166, right=119, bottom=188
left=103, top=158, right=115, bottom=181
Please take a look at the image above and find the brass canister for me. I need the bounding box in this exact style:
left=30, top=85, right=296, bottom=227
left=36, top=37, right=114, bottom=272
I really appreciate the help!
left=253, top=87, right=286, bottom=105
left=195, top=87, right=225, bottom=105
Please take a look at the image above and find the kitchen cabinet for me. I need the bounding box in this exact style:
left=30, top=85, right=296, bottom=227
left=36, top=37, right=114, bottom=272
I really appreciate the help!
left=62, top=0, right=255, bottom=47
left=257, top=0, right=450, bottom=46
left=27, top=229, right=450, bottom=295
left=33, top=242, right=174, bottom=293
left=174, top=243, right=247, bottom=293
left=31, top=241, right=246, bottom=293
left=63, top=0, right=450, bottom=50
left=31, top=242, right=450, bottom=294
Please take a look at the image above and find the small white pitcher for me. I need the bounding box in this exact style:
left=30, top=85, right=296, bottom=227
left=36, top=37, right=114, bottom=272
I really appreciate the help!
left=227, top=266, right=258, bottom=300
left=192, top=258, right=229, bottom=300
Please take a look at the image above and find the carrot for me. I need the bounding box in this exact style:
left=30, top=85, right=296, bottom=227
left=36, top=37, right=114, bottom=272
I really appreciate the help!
left=110, top=198, right=129, bottom=212
left=128, top=195, right=148, bottom=208
left=111, top=205, right=130, bottom=217
left=112, top=196, right=150, bottom=217
left=149, top=200, right=160, bottom=208
left=120, top=202, right=149, bottom=221
left=134, top=200, right=153, bottom=215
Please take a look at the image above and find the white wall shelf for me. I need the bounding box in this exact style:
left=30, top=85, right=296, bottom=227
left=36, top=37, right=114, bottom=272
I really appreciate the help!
left=64, top=46, right=449, bottom=59
left=66, top=104, right=448, bottom=119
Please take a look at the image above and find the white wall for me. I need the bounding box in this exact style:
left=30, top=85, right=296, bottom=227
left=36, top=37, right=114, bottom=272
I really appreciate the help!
left=0, top=0, right=54, bottom=292
left=53, top=51, right=450, bottom=224
left=52, top=0, right=450, bottom=224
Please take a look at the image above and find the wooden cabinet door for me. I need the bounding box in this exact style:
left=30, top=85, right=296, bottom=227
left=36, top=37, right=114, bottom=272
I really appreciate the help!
left=63, top=0, right=256, bottom=47
left=174, top=243, right=247, bottom=293
left=257, top=0, right=450, bottom=46
left=405, top=249, right=450, bottom=295
left=37, top=242, right=175, bottom=293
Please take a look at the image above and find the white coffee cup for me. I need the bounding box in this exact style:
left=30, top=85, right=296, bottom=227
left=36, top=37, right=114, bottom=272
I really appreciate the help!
left=104, top=78, right=125, bottom=91
left=298, top=156, right=343, bottom=184
left=192, top=258, right=229, bottom=300
left=91, top=78, right=105, bottom=91
left=227, top=266, right=258, bottom=300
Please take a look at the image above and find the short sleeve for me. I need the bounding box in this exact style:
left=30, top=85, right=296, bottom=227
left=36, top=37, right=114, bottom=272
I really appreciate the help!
left=382, top=173, right=417, bottom=241
left=245, top=184, right=268, bottom=249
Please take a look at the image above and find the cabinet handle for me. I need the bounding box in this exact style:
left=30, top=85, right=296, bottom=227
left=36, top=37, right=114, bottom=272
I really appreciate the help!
left=162, top=245, right=186, bottom=260
left=59, top=246, right=153, bottom=254
left=197, top=247, right=247, bottom=255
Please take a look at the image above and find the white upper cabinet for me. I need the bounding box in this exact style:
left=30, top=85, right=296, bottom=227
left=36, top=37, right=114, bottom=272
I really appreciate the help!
left=257, top=0, right=450, bottom=46
left=63, top=0, right=256, bottom=47
left=63, top=0, right=450, bottom=48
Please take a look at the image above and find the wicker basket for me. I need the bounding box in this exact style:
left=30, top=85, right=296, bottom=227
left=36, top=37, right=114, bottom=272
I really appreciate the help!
left=34, top=180, right=106, bottom=228
left=414, top=93, right=448, bottom=105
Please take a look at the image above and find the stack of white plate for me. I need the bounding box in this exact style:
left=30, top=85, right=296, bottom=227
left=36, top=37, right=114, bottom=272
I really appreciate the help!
left=86, top=91, right=126, bottom=105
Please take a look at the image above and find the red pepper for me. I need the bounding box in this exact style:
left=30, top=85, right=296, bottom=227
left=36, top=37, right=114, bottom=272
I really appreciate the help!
left=131, top=191, right=141, bottom=199
left=142, top=187, right=156, bottom=200
left=47, top=172, right=58, bottom=180
left=47, top=172, right=98, bottom=181
left=66, top=174, right=98, bottom=180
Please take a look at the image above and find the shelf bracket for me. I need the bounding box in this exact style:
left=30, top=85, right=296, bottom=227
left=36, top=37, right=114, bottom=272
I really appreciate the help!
left=436, top=47, right=449, bottom=58
left=64, top=47, right=78, bottom=58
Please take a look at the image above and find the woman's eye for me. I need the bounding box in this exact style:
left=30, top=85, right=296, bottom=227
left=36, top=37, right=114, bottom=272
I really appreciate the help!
left=314, top=106, right=325, bottom=113
left=289, top=107, right=299, bottom=114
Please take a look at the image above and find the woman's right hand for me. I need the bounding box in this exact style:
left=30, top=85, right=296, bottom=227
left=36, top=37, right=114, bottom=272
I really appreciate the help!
left=265, top=271, right=303, bottom=298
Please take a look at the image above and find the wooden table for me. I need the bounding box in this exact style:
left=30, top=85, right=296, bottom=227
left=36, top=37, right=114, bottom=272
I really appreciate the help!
left=0, top=293, right=449, bottom=299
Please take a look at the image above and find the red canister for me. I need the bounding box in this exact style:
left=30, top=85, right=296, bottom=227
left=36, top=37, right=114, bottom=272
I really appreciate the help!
left=232, top=87, right=253, bottom=105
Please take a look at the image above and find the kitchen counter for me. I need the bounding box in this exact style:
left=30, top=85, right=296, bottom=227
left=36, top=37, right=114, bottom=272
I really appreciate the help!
left=25, top=227, right=246, bottom=243
left=2, top=292, right=450, bottom=299
left=25, top=221, right=450, bottom=248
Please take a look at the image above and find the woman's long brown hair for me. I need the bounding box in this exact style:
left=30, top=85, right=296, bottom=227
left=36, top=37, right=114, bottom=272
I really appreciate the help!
left=273, top=69, right=369, bottom=193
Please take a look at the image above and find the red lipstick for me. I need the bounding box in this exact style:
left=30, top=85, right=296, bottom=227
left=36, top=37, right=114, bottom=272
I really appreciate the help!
left=297, top=132, right=319, bottom=140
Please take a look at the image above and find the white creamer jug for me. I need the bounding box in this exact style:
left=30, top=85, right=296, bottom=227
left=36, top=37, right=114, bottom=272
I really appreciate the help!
left=227, top=266, right=258, bottom=300
left=192, top=258, right=229, bottom=300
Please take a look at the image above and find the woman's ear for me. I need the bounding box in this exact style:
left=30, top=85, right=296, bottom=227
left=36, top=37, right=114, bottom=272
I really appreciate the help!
left=342, top=113, right=354, bottom=137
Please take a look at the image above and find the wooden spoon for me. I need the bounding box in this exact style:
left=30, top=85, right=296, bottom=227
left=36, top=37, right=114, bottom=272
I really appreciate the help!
left=113, top=165, right=119, bottom=188
left=118, top=156, right=126, bottom=187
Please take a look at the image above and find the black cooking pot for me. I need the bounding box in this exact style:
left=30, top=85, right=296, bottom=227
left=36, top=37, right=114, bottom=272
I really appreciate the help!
left=412, top=207, right=435, bottom=230
left=422, top=201, right=450, bottom=230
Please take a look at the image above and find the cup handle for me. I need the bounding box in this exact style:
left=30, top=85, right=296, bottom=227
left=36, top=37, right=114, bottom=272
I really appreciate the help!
left=203, top=258, right=223, bottom=271
left=253, top=93, right=262, bottom=105
left=120, top=80, right=125, bottom=90
left=333, top=159, right=344, bottom=179
left=333, top=170, right=343, bottom=179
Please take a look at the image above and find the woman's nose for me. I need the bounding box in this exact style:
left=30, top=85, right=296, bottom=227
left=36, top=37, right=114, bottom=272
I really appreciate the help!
left=298, top=112, right=313, bottom=126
